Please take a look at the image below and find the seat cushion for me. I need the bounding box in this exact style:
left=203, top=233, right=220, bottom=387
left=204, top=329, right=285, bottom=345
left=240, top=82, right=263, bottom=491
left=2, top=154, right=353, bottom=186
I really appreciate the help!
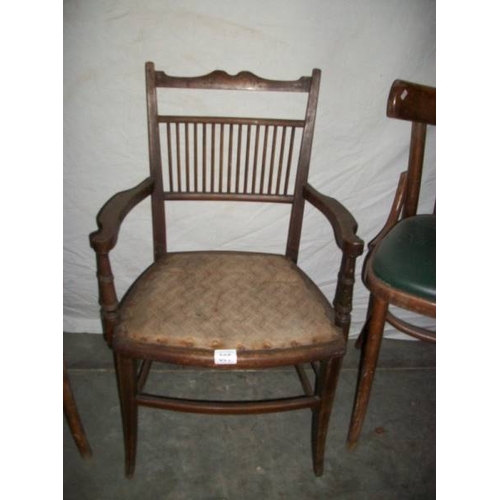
left=372, top=215, right=436, bottom=302
left=115, top=252, right=342, bottom=351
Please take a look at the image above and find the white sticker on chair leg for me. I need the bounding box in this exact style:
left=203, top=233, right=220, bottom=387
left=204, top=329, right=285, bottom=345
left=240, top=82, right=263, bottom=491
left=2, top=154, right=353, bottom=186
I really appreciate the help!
left=214, top=349, right=238, bottom=365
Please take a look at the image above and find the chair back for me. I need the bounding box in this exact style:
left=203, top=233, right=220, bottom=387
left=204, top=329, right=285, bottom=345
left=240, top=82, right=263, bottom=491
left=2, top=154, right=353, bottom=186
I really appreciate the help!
left=145, top=62, right=321, bottom=261
left=387, top=80, right=436, bottom=218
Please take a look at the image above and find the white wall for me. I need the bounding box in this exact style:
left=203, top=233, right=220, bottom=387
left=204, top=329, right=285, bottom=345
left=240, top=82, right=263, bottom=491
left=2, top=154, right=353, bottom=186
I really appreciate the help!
left=64, top=0, right=436, bottom=336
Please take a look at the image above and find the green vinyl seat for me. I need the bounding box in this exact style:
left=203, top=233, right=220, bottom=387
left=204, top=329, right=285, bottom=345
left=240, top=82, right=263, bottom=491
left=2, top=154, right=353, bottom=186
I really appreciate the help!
left=372, top=214, right=435, bottom=302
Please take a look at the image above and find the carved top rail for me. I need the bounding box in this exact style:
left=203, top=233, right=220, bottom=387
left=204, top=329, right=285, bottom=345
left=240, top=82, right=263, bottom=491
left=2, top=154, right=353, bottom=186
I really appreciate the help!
left=149, top=63, right=315, bottom=93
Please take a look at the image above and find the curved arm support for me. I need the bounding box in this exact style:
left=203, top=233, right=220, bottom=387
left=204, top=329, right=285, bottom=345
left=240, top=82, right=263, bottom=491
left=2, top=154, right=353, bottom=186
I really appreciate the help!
left=303, top=184, right=364, bottom=339
left=89, top=177, right=154, bottom=346
left=304, top=184, right=364, bottom=258
left=89, top=177, right=154, bottom=254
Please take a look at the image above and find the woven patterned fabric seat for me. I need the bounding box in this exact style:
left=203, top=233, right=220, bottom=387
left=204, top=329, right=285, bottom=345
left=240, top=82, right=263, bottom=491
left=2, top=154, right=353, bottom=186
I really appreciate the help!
left=116, top=252, right=342, bottom=352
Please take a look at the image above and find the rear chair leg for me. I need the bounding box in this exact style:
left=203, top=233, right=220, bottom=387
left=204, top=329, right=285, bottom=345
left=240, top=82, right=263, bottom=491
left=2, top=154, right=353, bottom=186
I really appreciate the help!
left=114, top=354, right=138, bottom=478
left=311, top=356, right=343, bottom=476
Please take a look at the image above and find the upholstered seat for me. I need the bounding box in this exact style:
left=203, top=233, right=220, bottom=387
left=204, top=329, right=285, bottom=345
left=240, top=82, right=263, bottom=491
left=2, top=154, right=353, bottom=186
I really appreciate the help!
left=115, top=252, right=342, bottom=352
left=90, top=63, right=364, bottom=478
left=372, top=215, right=436, bottom=302
left=347, top=79, right=435, bottom=448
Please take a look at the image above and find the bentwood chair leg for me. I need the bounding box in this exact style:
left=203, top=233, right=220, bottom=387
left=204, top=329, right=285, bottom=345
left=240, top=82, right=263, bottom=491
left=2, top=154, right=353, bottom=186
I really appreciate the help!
left=63, top=362, right=92, bottom=459
left=115, top=354, right=138, bottom=478
left=354, top=294, right=375, bottom=350
left=311, top=356, right=343, bottom=476
left=347, top=296, right=388, bottom=449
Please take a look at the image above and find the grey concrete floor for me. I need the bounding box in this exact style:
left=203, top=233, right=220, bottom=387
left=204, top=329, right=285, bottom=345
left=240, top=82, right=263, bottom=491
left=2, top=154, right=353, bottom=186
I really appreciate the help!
left=64, top=333, right=435, bottom=500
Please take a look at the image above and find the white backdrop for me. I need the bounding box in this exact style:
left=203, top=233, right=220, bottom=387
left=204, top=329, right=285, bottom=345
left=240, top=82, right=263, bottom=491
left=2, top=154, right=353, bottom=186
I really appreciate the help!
left=63, top=0, right=436, bottom=337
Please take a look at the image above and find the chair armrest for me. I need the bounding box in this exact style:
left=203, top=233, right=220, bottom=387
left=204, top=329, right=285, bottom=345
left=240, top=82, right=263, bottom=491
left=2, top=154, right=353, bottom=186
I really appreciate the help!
left=89, top=177, right=154, bottom=253
left=304, top=184, right=364, bottom=257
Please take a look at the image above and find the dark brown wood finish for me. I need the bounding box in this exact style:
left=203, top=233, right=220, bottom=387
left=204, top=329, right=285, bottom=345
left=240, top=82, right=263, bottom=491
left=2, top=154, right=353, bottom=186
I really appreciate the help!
left=64, top=362, right=92, bottom=459
left=114, top=354, right=138, bottom=478
left=365, top=261, right=436, bottom=317
left=387, top=79, right=436, bottom=125
left=347, top=297, right=388, bottom=448
left=146, top=62, right=168, bottom=260
left=137, top=394, right=320, bottom=415
left=89, top=62, right=364, bottom=478
left=286, top=69, right=321, bottom=263
left=304, top=184, right=364, bottom=338
left=154, top=69, right=312, bottom=92
left=347, top=79, right=436, bottom=449
left=311, top=356, right=343, bottom=476
left=113, top=336, right=345, bottom=369
left=159, top=117, right=304, bottom=201
left=89, top=178, right=154, bottom=346
left=387, top=79, right=435, bottom=218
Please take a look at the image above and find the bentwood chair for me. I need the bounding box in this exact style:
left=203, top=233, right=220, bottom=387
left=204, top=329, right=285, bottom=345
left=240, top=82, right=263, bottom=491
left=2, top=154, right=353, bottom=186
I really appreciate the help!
left=89, top=62, right=364, bottom=478
left=347, top=80, right=436, bottom=448
left=64, top=361, right=92, bottom=459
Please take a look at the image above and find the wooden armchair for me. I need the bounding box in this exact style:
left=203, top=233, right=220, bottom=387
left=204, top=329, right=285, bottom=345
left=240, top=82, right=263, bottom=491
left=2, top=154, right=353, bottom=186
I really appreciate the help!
left=89, top=62, right=364, bottom=477
left=347, top=79, right=436, bottom=448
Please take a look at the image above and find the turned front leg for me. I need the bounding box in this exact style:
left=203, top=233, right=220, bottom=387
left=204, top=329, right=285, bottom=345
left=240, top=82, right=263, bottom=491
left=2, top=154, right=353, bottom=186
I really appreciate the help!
left=333, top=253, right=357, bottom=339
left=95, top=252, right=119, bottom=347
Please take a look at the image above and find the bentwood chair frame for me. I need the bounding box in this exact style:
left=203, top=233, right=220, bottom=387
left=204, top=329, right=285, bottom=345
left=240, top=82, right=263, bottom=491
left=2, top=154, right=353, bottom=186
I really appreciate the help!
left=90, top=62, right=364, bottom=477
left=347, top=79, right=436, bottom=448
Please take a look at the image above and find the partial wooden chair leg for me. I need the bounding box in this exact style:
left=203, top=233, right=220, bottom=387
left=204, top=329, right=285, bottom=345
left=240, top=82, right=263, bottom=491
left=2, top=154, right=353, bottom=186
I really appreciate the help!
left=354, top=295, right=374, bottom=350
left=354, top=320, right=368, bottom=350
left=347, top=296, right=388, bottom=449
left=311, top=356, right=343, bottom=476
left=115, top=354, right=138, bottom=478
left=137, top=360, right=153, bottom=392
left=63, top=362, right=92, bottom=459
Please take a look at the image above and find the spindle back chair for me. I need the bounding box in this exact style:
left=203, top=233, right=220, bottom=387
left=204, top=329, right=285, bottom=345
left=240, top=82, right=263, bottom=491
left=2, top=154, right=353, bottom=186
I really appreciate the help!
left=146, top=63, right=325, bottom=263
left=90, top=62, right=364, bottom=477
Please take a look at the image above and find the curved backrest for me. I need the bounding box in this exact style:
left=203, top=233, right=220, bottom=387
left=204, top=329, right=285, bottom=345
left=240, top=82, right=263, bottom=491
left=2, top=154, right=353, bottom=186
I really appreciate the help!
left=387, top=80, right=436, bottom=218
left=145, top=62, right=321, bottom=262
